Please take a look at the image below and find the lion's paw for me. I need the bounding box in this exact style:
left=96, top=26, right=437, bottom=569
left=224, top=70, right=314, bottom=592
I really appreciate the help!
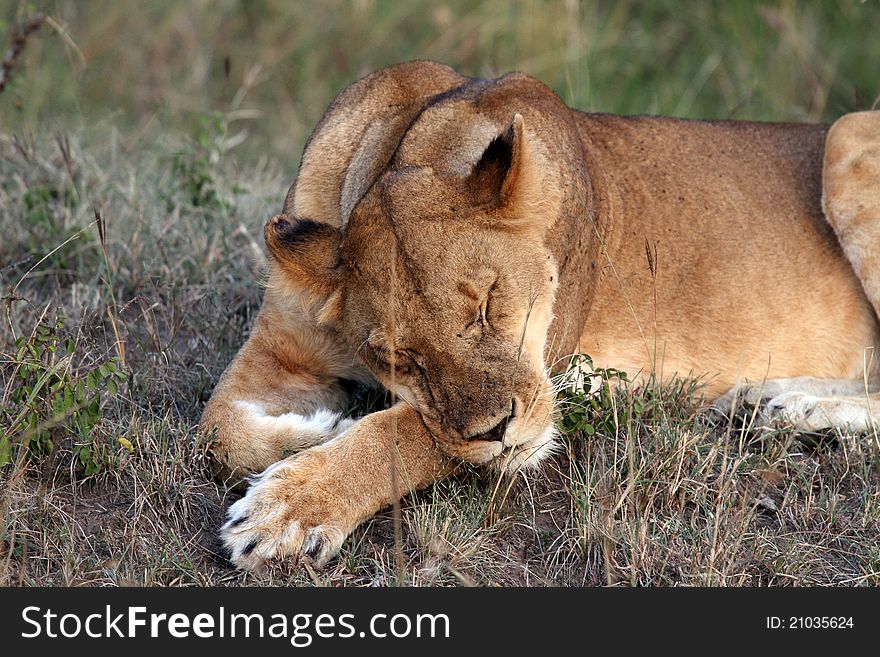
left=221, top=456, right=351, bottom=571
left=760, top=391, right=823, bottom=429
left=713, top=387, right=829, bottom=431
left=760, top=391, right=872, bottom=433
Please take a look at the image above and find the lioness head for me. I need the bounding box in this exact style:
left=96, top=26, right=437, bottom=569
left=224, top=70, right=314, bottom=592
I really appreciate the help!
left=262, top=63, right=588, bottom=471
left=266, top=110, right=564, bottom=470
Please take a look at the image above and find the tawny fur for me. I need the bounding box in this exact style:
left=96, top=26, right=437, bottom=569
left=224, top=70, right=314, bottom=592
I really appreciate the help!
left=199, top=61, right=880, bottom=570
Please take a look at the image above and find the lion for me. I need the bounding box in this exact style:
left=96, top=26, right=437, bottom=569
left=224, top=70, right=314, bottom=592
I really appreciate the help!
left=199, top=60, right=880, bottom=571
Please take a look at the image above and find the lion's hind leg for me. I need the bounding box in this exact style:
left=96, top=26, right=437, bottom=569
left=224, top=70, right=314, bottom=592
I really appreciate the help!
left=823, top=110, right=880, bottom=320
left=738, top=112, right=880, bottom=435
left=713, top=376, right=880, bottom=434
left=761, top=390, right=880, bottom=433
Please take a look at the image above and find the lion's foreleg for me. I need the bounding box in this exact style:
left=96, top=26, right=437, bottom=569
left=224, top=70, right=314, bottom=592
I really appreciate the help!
left=199, top=325, right=372, bottom=485
left=221, top=402, right=453, bottom=570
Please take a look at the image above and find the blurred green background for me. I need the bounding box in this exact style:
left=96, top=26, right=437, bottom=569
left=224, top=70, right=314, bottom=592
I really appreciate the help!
left=2, top=0, right=879, bottom=168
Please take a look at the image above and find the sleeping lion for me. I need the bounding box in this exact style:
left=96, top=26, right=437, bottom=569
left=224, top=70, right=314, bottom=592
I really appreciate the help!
left=199, top=61, right=880, bottom=571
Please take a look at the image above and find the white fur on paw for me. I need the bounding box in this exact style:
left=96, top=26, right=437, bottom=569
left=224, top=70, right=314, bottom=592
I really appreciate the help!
left=335, top=417, right=358, bottom=433
left=221, top=462, right=346, bottom=571
left=232, top=402, right=351, bottom=450
left=761, top=391, right=874, bottom=433
left=762, top=391, right=822, bottom=429
left=715, top=378, right=873, bottom=416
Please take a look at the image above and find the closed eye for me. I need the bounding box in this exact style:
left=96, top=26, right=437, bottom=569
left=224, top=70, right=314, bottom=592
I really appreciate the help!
left=402, top=348, right=426, bottom=369
left=362, top=342, right=418, bottom=374
left=463, top=282, right=497, bottom=333
left=403, top=351, right=435, bottom=398
left=483, top=287, right=494, bottom=324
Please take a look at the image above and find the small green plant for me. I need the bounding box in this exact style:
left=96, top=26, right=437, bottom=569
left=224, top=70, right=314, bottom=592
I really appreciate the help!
left=0, top=312, right=127, bottom=475
left=557, top=354, right=631, bottom=437
left=20, top=184, right=95, bottom=275
left=23, top=185, right=76, bottom=230
left=167, top=111, right=236, bottom=212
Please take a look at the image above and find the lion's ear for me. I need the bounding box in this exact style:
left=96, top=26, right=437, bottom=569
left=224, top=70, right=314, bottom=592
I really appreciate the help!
left=271, top=62, right=467, bottom=315
left=264, top=214, right=341, bottom=302
left=466, top=113, right=560, bottom=231
left=285, top=61, right=467, bottom=229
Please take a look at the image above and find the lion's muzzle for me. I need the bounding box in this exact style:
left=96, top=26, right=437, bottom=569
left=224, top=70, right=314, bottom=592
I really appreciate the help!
left=465, top=410, right=512, bottom=442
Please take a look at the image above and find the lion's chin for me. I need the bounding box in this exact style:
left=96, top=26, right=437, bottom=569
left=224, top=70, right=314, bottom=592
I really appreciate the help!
left=492, top=422, right=559, bottom=474
left=433, top=421, right=558, bottom=470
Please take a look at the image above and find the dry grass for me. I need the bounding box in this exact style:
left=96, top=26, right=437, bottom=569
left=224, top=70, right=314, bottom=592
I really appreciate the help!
left=2, top=1, right=880, bottom=587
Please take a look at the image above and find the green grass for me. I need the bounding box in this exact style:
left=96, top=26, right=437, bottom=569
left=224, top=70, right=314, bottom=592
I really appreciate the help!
left=1, top=0, right=879, bottom=586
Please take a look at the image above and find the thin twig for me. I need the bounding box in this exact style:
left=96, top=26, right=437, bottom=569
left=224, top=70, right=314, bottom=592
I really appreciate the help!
left=0, top=12, right=46, bottom=95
